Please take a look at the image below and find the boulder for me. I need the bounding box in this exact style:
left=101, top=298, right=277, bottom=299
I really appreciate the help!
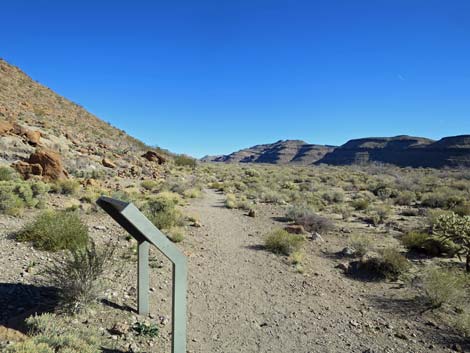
left=142, top=150, right=167, bottom=164
left=25, top=129, right=41, bottom=146
left=0, top=120, right=14, bottom=135
left=28, top=149, right=68, bottom=180
left=12, top=161, right=43, bottom=179
left=102, top=158, right=117, bottom=168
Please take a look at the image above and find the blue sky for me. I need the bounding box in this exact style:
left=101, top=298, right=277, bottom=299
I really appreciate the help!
left=1, top=0, right=469, bottom=157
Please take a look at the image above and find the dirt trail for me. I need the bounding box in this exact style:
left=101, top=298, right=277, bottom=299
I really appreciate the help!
left=183, top=189, right=456, bottom=353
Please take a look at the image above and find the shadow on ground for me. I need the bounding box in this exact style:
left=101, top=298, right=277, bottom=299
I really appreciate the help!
left=367, top=294, right=470, bottom=350
left=101, top=298, right=136, bottom=313
left=0, top=282, right=59, bottom=333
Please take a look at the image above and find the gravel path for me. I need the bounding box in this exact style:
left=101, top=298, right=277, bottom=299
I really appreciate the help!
left=183, top=189, right=459, bottom=353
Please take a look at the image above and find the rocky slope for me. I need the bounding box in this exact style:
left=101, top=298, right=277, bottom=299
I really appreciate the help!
left=202, top=140, right=335, bottom=165
left=0, top=59, right=167, bottom=179
left=317, top=135, right=470, bottom=168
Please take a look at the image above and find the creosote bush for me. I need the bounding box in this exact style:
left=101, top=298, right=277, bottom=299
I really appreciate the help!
left=17, top=210, right=89, bottom=251
left=51, top=179, right=80, bottom=195
left=0, top=180, right=48, bottom=216
left=349, top=234, right=372, bottom=257
left=42, top=240, right=114, bottom=314
left=353, top=248, right=410, bottom=280
left=144, top=194, right=183, bottom=230
left=421, top=267, right=468, bottom=309
left=264, top=228, right=305, bottom=256
left=174, top=155, right=197, bottom=168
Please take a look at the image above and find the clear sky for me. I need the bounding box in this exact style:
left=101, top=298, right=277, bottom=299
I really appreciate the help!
left=1, top=1, right=469, bottom=157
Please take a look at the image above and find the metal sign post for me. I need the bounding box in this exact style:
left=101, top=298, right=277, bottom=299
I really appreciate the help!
left=97, top=196, right=187, bottom=353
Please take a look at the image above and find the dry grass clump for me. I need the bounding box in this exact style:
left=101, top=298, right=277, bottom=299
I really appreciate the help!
left=286, top=205, right=334, bottom=234
left=264, top=228, right=305, bottom=256
left=5, top=313, right=100, bottom=353
left=17, top=210, right=88, bottom=251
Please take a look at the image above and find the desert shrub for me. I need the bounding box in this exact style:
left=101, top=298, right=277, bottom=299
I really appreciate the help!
left=353, top=248, right=410, bottom=280
left=349, top=234, right=372, bottom=257
left=183, top=187, right=202, bottom=199
left=401, top=231, right=453, bottom=256
left=352, top=198, right=369, bottom=211
left=260, top=190, right=285, bottom=204
left=453, top=202, right=470, bottom=217
left=395, top=191, right=416, bottom=206
left=144, top=194, right=183, bottom=230
left=366, top=205, right=391, bottom=226
left=141, top=180, right=158, bottom=191
left=264, top=229, right=305, bottom=256
left=225, top=193, right=237, bottom=209
left=244, top=168, right=260, bottom=177
left=174, top=155, right=197, bottom=168
left=286, top=204, right=315, bottom=221
left=0, top=184, right=25, bottom=216
left=373, top=185, right=394, bottom=200
left=297, top=213, right=334, bottom=234
left=5, top=313, right=100, bottom=353
left=167, top=227, right=185, bottom=243
left=30, top=181, right=50, bottom=197
left=433, top=213, right=470, bottom=272
left=17, top=210, right=89, bottom=251
left=42, top=240, right=114, bottom=313
left=454, top=311, right=470, bottom=338
left=322, top=190, right=345, bottom=204
left=0, top=166, right=17, bottom=181
left=421, top=190, right=465, bottom=209
left=51, top=179, right=80, bottom=195
left=421, top=267, right=468, bottom=309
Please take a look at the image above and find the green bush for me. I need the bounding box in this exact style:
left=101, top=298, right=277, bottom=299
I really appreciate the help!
left=366, top=205, right=391, bottom=225
left=42, top=240, right=114, bottom=313
left=0, top=181, right=48, bottom=215
left=421, top=267, right=468, bottom=309
left=395, top=191, right=416, bottom=206
left=349, top=234, right=372, bottom=257
left=51, top=179, right=80, bottom=195
left=5, top=313, right=100, bottom=353
left=352, top=199, right=369, bottom=211
left=144, top=195, right=183, bottom=230
left=0, top=166, right=17, bottom=181
left=401, top=231, right=453, bottom=256
left=174, top=155, right=197, bottom=168
left=356, top=248, right=410, bottom=280
left=141, top=180, right=158, bottom=191
left=167, top=227, right=185, bottom=243
left=133, top=322, right=159, bottom=337
left=264, top=229, right=305, bottom=256
left=17, top=210, right=89, bottom=251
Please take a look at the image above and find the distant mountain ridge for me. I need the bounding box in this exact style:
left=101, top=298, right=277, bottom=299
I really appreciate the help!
left=202, top=140, right=335, bottom=165
left=203, top=135, right=470, bottom=168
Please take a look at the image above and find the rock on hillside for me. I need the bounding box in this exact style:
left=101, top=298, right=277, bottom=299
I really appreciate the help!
left=202, top=140, right=335, bottom=165
left=317, top=135, right=470, bottom=168
left=0, top=58, right=168, bottom=178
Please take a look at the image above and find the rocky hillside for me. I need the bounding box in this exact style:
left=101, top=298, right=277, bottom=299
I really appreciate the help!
left=202, top=140, right=335, bottom=165
left=0, top=59, right=167, bottom=180
left=317, top=135, right=470, bottom=168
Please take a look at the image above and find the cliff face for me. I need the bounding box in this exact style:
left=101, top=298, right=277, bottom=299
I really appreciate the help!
left=202, top=140, right=335, bottom=165
left=316, top=135, right=470, bottom=168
